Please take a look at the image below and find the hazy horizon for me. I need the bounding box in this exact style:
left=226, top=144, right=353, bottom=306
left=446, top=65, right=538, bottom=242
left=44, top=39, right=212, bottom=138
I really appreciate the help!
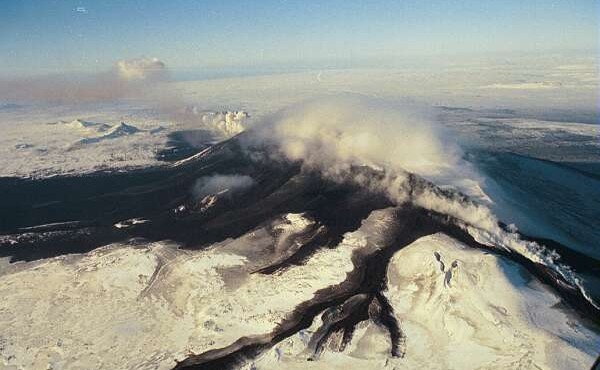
left=1, top=0, right=598, bottom=77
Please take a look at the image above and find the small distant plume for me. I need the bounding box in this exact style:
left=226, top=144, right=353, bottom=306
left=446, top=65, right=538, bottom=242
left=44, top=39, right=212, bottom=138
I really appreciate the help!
left=115, top=57, right=167, bottom=81
left=0, top=57, right=168, bottom=103
left=192, top=174, right=256, bottom=201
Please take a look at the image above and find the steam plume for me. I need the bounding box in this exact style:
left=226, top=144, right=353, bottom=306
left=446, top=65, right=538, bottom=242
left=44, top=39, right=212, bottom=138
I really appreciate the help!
left=192, top=174, right=256, bottom=200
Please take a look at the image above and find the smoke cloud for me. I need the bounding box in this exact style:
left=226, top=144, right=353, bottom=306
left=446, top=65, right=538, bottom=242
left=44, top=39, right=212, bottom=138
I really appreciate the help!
left=192, top=174, right=256, bottom=201
left=0, top=57, right=168, bottom=103
left=0, top=55, right=249, bottom=141
left=247, top=96, right=469, bottom=190
left=245, top=96, right=496, bottom=232
left=243, top=96, right=515, bottom=232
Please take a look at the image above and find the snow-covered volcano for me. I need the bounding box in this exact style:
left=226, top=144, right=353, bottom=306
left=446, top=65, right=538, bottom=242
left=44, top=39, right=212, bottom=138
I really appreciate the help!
left=57, top=118, right=112, bottom=133
left=0, top=125, right=598, bottom=369
left=75, top=122, right=142, bottom=145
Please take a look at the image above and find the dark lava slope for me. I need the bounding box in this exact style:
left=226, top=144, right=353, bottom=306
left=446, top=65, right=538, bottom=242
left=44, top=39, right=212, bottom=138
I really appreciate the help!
left=0, top=134, right=391, bottom=261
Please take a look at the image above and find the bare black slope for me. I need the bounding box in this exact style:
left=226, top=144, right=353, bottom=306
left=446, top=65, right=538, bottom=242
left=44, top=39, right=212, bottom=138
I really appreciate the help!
left=0, top=134, right=392, bottom=262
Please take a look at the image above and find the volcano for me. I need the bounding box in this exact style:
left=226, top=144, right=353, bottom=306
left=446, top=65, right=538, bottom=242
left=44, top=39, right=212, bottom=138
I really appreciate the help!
left=0, top=128, right=598, bottom=370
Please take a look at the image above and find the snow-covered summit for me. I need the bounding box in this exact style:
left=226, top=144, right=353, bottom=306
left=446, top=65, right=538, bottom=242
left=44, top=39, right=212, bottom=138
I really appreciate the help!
left=75, top=122, right=142, bottom=145
left=104, top=121, right=141, bottom=136
left=53, top=119, right=112, bottom=133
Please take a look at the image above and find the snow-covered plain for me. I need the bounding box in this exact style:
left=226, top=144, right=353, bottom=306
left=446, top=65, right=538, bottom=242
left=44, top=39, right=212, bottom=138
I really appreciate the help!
left=1, top=102, right=596, bottom=178
left=0, top=105, right=248, bottom=178
left=170, top=54, right=598, bottom=113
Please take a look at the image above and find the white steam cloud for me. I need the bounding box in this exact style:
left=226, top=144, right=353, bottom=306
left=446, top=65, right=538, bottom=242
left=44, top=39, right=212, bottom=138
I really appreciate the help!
left=192, top=174, right=256, bottom=200
left=249, top=96, right=473, bottom=194
left=115, top=57, right=167, bottom=81
left=252, top=97, right=461, bottom=179
left=249, top=96, right=489, bottom=220
left=176, top=108, right=248, bottom=139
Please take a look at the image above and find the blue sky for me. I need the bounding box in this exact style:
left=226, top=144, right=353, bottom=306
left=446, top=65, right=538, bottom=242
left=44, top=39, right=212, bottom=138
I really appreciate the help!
left=0, top=0, right=597, bottom=76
